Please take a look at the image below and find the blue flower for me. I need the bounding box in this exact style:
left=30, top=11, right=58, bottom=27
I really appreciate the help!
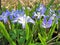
left=32, top=12, right=37, bottom=19
left=9, top=10, right=15, bottom=20
left=58, top=10, right=60, bottom=13
left=9, top=9, right=25, bottom=20
left=42, top=16, right=52, bottom=28
left=32, top=4, right=46, bottom=19
left=14, top=10, right=25, bottom=16
left=50, top=14, right=56, bottom=20
left=49, top=9, right=55, bottom=15
left=36, top=4, right=46, bottom=14
left=12, top=15, right=35, bottom=28
left=50, top=13, right=60, bottom=24
left=32, top=12, right=45, bottom=19
left=5, top=10, right=11, bottom=16
left=0, top=11, right=9, bottom=23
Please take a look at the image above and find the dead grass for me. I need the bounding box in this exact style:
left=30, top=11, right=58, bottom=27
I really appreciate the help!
left=1, top=0, right=60, bottom=9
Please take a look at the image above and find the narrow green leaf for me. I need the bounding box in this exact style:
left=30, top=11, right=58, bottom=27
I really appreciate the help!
left=38, top=33, right=47, bottom=45
left=55, top=4, right=60, bottom=10
left=0, top=9, right=2, bottom=15
left=48, top=20, right=56, bottom=40
left=25, top=24, right=29, bottom=40
left=39, top=19, right=47, bottom=40
left=0, top=22, right=16, bottom=45
left=45, top=0, right=55, bottom=15
left=17, top=0, right=22, bottom=10
left=28, top=43, right=35, bottom=45
left=25, top=7, right=29, bottom=15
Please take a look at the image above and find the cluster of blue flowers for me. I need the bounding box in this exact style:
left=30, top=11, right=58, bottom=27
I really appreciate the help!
left=0, top=9, right=35, bottom=29
left=0, top=4, right=60, bottom=29
left=32, top=4, right=60, bottom=28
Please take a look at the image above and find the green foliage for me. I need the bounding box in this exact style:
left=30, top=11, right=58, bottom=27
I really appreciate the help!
left=48, top=20, right=56, bottom=40
left=17, top=0, right=22, bottom=10
left=45, top=0, right=55, bottom=15
left=0, top=0, right=60, bottom=45
left=38, top=33, right=47, bottom=45
left=0, top=22, right=16, bottom=45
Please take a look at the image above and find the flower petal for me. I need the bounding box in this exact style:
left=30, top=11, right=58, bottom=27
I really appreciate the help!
left=27, top=16, right=35, bottom=24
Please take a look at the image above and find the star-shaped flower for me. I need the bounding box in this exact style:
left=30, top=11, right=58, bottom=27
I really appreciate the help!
left=50, top=13, right=60, bottom=24
left=32, top=12, right=45, bottom=19
left=0, top=10, right=11, bottom=23
left=9, top=9, right=25, bottom=20
left=36, top=4, right=46, bottom=14
left=42, top=16, right=52, bottom=28
left=12, top=15, right=35, bottom=28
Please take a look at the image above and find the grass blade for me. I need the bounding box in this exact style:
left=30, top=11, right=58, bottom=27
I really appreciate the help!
left=38, top=33, right=47, bottom=45
left=48, top=20, right=56, bottom=40
left=45, top=0, right=55, bottom=15
left=0, top=22, right=16, bottom=45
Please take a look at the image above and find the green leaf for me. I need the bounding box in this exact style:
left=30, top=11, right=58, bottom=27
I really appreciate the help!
left=0, top=9, right=2, bottom=15
left=55, top=4, right=60, bottom=10
left=38, top=19, right=47, bottom=40
left=48, top=20, right=56, bottom=40
left=18, top=37, right=25, bottom=45
left=15, top=29, right=25, bottom=45
left=38, top=33, right=47, bottom=45
left=17, top=0, right=22, bottom=10
left=0, top=22, right=16, bottom=45
left=25, top=24, right=29, bottom=40
left=35, top=43, right=42, bottom=45
left=9, top=30, right=16, bottom=40
left=24, top=7, right=30, bottom=15
left=2, top=6, right=6, bottom=11
left=0, top=33, right=3, bottom=39
left=45, top=0, right=55, bottom=15
left=28, top=43, right=35, bottom=45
